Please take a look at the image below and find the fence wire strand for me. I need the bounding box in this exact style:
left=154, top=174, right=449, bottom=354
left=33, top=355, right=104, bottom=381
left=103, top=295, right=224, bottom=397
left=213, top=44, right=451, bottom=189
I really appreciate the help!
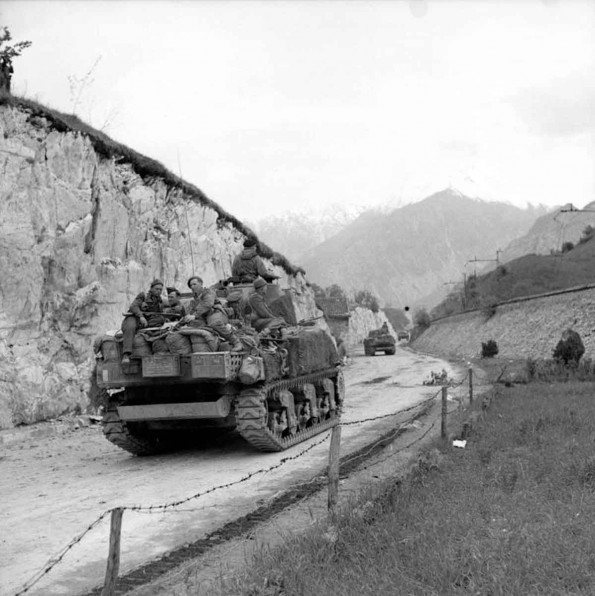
left=14, top=511, right=111, bottom=596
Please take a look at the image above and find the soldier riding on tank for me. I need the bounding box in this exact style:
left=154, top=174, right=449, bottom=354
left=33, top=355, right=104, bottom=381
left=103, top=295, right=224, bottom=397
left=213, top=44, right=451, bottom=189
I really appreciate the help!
left=231, top=237, right=279, bottom=283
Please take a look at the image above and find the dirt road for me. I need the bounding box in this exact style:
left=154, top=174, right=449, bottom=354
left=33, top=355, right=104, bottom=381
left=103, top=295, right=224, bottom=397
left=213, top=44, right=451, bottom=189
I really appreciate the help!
left=1, top=346, right=464, bottom=596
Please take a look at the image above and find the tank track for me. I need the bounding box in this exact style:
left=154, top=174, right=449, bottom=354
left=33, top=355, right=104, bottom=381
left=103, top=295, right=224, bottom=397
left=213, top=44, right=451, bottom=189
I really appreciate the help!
left=235, top=368, right=344, bottom=452
left=102, top=400, right=168, bottom=456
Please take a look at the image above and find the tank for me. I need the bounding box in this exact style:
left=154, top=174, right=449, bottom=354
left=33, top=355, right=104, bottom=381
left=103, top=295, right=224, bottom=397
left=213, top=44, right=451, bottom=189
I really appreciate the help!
left=363, top=325, right=396, bottom=356
left=94, top=283, right=344, bottom=454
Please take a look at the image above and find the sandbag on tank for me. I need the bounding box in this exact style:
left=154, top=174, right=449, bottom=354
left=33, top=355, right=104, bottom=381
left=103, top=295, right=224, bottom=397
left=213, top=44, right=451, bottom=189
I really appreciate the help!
left=178, top=327, right=220, bottom=352
left=285, top=328, right=339, bottom=377
left=152, top=338, right=170, bottom=354
left=165, top=332, right=192, bottom=355
left=132, top=334, right=152, bottom=357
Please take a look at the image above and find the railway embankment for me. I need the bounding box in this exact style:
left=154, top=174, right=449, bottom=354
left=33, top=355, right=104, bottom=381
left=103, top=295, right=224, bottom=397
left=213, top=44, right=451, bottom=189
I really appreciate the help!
left=411, top=284, right=595, bottom=361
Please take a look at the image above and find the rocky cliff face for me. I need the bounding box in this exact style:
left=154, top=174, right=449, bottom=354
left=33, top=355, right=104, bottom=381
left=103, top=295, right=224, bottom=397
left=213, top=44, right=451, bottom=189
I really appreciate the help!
left=0, top=104, right=320, bottom=429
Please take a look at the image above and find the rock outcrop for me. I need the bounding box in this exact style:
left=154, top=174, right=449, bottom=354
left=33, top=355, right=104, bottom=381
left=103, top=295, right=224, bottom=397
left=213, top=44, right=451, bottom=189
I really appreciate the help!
left=0, top=103, right=314, bottom=428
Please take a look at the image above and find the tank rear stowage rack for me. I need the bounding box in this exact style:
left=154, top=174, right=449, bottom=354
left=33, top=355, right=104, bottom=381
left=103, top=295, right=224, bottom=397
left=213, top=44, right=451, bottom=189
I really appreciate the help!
left=94, top=286, right=343, bottom=453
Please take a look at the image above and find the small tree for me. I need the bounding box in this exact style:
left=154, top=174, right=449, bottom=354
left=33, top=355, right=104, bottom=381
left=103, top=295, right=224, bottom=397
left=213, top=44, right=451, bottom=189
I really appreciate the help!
left=413, top=308, right=431, bottom=329
left=561, top=241, right=575, bottom=253
left=0, top=27, right=32, bottom=94
left=326, top=284, right=347, bottom=301
left=309, top=282, right=325, bottom=298
left=354, top=289, right=380, bottom=313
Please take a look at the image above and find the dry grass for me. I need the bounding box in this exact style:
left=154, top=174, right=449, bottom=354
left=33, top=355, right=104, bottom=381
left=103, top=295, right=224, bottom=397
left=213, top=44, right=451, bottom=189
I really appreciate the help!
left=204, top=381, right=595, bottom=595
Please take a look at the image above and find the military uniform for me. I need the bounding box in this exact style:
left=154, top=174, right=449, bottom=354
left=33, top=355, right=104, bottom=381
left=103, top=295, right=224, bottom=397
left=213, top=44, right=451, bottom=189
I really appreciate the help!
left=249, top=289, right=286, bottom=333
left=121, top=289, right=165, bottom=358
left=231, top=245, right=278, bottom=283
left=187, top=287, right=242, bottom=350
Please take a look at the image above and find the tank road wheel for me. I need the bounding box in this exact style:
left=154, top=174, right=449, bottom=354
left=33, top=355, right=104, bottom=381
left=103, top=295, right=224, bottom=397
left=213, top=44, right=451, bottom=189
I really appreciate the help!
left=102, top=400, right=169, bottom=456
left=235, top=372, right=342, bottom=452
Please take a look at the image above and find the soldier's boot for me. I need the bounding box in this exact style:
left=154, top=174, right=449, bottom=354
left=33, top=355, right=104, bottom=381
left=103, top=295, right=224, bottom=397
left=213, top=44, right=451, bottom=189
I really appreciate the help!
left=217, top=324, right=243, bottom=352
left=229, top=330, right=243, bottom=352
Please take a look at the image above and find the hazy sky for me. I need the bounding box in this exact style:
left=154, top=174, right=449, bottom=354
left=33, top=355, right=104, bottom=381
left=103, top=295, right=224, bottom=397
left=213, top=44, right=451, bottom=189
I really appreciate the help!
left=2, top=0, right=594, bottom=220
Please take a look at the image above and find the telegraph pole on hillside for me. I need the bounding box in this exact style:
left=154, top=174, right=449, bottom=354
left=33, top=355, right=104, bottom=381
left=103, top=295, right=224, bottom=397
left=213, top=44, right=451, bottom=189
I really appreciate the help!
left=465, top=250, right=502, bottom=275
left=462, top=251, right=501, bottom=310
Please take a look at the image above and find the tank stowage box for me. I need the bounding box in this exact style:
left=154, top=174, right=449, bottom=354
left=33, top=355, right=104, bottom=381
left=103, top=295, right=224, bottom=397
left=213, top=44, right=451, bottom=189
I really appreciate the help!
left=94, top=284, right=344, bottom=454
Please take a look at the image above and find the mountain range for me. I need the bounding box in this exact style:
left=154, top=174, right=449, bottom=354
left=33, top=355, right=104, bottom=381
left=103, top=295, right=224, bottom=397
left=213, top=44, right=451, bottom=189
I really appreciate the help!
left=249, top=203, right=367, bottom=262
left=256, top=189, right=549, bottom=309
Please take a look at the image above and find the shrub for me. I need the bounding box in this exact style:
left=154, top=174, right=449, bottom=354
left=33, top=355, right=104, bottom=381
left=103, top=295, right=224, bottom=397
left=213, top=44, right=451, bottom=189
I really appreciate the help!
left=310, top=282, right=325, bottom=298
left=354, top=289, right=380, bottom=313
left=526, top=356, right=595, bottom=382
left=561, top=241, right=575, bottom=253
left=481, top=339, right=499, bottom=358
left=578, top=225, right=595, bottom=245
left=553, top=329, right=585, bottom=367
left=413, top=308, right=431, bottom=329
left=326, top=284, right=347, bottom=301
left=480, top=296, right=498, bottom=319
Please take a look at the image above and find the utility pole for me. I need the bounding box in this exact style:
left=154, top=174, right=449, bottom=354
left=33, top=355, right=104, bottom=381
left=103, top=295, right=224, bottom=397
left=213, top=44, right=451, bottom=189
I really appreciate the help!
left=466, top=253, right=501, bottom=274
left=462, top=253, right=501, bottom=309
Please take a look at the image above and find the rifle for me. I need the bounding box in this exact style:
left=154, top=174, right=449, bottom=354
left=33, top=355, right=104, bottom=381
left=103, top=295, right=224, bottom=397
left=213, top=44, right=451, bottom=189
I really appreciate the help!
left=297, top=315, right=324, bottom=327
left=122, top=311, right=183, bottom=319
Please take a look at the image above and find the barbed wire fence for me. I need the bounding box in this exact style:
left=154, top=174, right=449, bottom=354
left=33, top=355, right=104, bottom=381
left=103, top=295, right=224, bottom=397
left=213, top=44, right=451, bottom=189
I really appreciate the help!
left=13, top=366, right=482, bottom=596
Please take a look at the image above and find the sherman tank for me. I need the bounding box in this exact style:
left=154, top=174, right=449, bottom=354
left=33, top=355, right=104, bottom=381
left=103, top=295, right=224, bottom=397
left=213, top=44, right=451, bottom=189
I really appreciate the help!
left=94, top=283, right=344, bottom=454
left=363, top=324, right=396, bottom=356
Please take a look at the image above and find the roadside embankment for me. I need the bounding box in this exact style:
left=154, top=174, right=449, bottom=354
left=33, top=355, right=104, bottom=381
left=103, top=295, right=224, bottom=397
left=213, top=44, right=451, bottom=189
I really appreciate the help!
left=411, top=285, right=595, bottom=361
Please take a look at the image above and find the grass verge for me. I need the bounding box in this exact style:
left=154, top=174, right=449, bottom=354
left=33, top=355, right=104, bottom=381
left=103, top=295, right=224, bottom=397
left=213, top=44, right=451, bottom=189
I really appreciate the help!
left=204, top=381, right=595, bottom=596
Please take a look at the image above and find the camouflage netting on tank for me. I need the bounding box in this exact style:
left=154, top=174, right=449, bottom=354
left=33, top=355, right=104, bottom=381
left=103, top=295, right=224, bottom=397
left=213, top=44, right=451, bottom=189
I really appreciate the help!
left=262, top=349, right=285, bottom=381
left=286, top=328, right=338, bottom=377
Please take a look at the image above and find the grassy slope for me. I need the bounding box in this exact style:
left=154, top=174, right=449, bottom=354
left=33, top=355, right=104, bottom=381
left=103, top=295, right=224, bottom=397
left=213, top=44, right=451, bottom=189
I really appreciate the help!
left=0, top=93, right=303, bottom=275
left=433, top=235, right=595, bottom=318
left=206, top=381, right=595, bottom=596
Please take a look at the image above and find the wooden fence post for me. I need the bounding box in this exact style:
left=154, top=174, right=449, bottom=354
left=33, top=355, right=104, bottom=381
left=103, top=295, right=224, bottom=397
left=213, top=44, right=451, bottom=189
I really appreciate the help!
left=441, top=386, right=448, bottom=440
left=328, top=423, right=342, bottom=516
left=102, top=508, right=124, bottom=596
left=469, top=367, right=474, bottom=405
